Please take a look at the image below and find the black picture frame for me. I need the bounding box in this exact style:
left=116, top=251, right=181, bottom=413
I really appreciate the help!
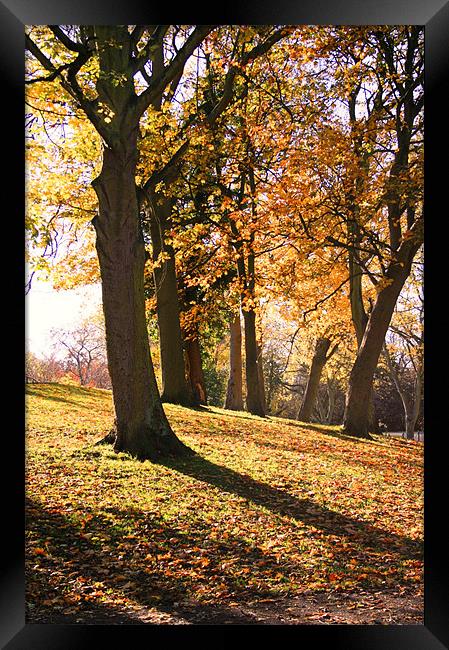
left=3, top=1, right=448, bottom=647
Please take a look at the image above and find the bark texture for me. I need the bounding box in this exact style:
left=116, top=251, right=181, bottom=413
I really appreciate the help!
left=93, top=148, right=192, bottom=460
left=89, top=26, right=193, bottom=459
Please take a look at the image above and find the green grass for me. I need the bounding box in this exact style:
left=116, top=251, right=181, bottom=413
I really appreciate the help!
left=25, top=382, right=423, bottom=621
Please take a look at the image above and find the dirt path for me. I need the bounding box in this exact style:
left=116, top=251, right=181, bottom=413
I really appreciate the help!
left=32, top=589, right=423, bottom=625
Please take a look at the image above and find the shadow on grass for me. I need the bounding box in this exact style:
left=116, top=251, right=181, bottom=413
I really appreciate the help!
left=178, top=407, right=376, bottom=443
left=284, top=421, right=423, bottom=457
left=26, top=497, right=294, bottom=624
left=170, top=404, right=271, bottom=423
left=26, top=382, right=109, bottom=396
left=278, top=420, right=420, bottom=453
left=25, top=384, right=101, bottom=409
left=279, top=419, right=380, bottom=445
left=159, top=453, right=422, bottom=561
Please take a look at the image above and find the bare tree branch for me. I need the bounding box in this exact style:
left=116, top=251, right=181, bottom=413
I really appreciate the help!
left=135, top=26, right=215, bottom=117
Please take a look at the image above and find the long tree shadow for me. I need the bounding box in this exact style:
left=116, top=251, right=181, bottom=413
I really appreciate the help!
left=25, top=385, right=91, bottom=409
left=171, top=405, right=271, bottom=424
left=159, top=453, right=422, bottom=560
left=279, top=420, right=381, bottom=445
left=178, top=407, right=387, bottom=448
left=26, top=384, right=109, bottom=409
left=280, top=420, right=422, bottom=455
left=26, top=497, right=297, bottom=624
left=251, top=432, right=422, bottom=474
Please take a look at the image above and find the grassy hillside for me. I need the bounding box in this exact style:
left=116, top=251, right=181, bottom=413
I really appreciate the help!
left=25, top=383, right=423, bottom=624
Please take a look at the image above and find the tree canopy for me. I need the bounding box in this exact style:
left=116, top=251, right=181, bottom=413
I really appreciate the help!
left=26, top=25, right=423, bottom=451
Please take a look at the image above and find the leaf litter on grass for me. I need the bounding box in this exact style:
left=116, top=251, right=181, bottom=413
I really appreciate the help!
left=25, top=383, right=424, bottom=624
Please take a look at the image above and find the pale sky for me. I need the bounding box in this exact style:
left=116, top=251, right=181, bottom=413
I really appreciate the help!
left=25, top=279, right=103, bottom=357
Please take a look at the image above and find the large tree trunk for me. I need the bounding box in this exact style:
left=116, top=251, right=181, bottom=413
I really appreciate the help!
left=348, top=224, right=378, bottom=433
left=92, top=147, right=192, bottom=460
left=343, top=235, right=421, bottom=438
left=149, top=195, right=194, bottom=406
left=185, top=335, right=208, bottom=406
left=297, top=337, right=331, bottom=423
left=346, top=86, right=383, bottom=435
left=225, top=314, right=244, bottom=411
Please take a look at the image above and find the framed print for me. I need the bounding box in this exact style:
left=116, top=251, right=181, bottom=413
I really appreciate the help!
left=2, top=1, right=448, bottom=648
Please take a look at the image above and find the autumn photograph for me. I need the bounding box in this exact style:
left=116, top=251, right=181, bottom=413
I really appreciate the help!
left=24, top=25, right=424, bottom=627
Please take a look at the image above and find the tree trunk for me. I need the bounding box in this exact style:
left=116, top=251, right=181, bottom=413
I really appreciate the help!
left=92, top=145, right=192, bottom=461
left=242, top=308, right=265, bottom=417
left=225, top=314, right=244, bottom=411
left=185, top=336, right=208, bottom=405
left=297, top=337, right=331, bottom=422
left=149, top=195, right=194, bottom=406
left=343, top=240, right=421, bottom=438
left=348, top=249, right=368, bottom=349
left=344, top=29, right=423, bottom=438
left=408, top=369, right=423, bottom=440
left=405, top=413, right=416, bottom=440
left=231, top=229, right=265, bottom=417
left=325, top=377, right=336, bottom=424
left=384, top=345, right=422, bottom=441
left=348, top=234, right=378, bottom=433
left=346, top=92, right=381, bottom=435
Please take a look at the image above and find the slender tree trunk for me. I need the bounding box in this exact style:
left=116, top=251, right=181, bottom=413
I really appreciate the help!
left=408, top=369, right=423, bottom=440
left=348, top=251, right=368, bottom=350
left=325, top=377, right=336, bottom=424
left=343, top=239, right=421, bottom=438
left=384, top=345, right=423, bottom=440
left=264, top=352, right=279, bottom=414
left=225, top=314, right=244, bottom=411
left=226, top=164, right=265, bottom=417
left=257, top=339, right=267, bottom=414
left=92, top=146, right=192, bottom=460
left=241, top=248, right=265, bottom=417
left=149, top=195, right=194, bottom=406
left=232, top=232, right=265, bottom=416
left=315, top=388, right=327, bottom=423
left=297, top=337, right=331, bottom=422
left=405, top=386, right=421, bottom=440
left=242, top=307, right=265, bottom=417
left=185, top=336, right=208, bottom=405
left=405, top=413, right=416, bottom=440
